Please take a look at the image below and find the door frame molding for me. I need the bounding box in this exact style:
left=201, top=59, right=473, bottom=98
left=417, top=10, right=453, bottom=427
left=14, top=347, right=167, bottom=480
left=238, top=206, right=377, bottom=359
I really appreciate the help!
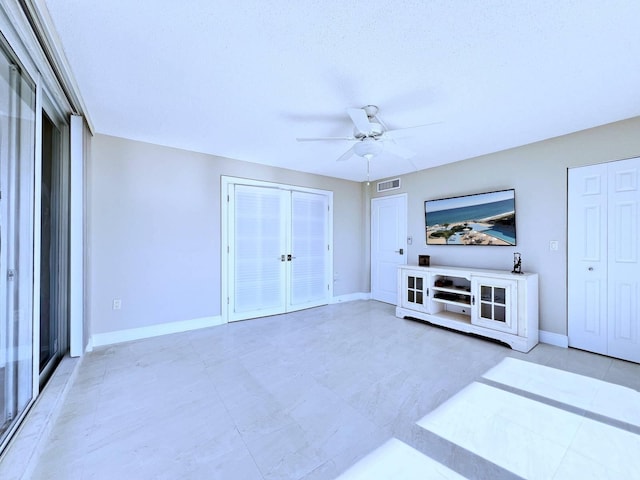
left=220, top=176, right=333, bottom=323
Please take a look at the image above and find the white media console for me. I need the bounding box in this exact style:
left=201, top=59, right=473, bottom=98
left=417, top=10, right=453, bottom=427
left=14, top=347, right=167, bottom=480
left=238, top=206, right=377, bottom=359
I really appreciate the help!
left=396, top=265, right=539, bottom=352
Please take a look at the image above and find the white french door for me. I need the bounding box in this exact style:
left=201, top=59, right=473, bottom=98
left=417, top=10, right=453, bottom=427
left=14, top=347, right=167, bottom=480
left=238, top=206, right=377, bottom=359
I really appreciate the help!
left=568, top=157, right=640, bottom=363
left=229, top=185, right=287, bottom=320
left=371, top=194, right=407, bottom=304
left=290, top=190, right=331, bottom=308
left=224, top=179, right=332, bottom=322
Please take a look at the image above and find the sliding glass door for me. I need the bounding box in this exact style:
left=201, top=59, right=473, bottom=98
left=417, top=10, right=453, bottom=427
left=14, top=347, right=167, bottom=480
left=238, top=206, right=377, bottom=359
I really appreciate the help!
left=0, top=41, right=36, bottom=449
left=0, top=5, right=76, bottom=454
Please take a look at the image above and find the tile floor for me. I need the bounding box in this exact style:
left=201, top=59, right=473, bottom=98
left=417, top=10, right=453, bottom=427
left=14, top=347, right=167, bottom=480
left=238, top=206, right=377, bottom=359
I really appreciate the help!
left=28, top=300, right=640, bottom=479
left=417, top=368, right=640, bottom=478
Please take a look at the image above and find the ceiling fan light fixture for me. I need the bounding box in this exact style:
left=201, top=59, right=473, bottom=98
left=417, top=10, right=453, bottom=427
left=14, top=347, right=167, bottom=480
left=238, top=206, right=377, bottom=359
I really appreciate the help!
left=353, top=138, right=383, bottom=159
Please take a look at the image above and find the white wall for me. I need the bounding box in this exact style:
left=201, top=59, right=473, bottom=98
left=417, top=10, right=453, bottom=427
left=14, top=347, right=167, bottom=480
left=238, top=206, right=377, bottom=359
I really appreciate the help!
left=88, top=134, right=366, bottom=336
left=89, top=116, right=640, bottom=339
left=370, top=116, right=640, bottom=336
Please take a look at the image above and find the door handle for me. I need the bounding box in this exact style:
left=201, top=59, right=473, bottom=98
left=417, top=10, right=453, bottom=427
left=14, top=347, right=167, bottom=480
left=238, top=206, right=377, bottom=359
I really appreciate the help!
left=395, top=248, right=404, bottom=255
left=588, top=267, right=594, bottom=271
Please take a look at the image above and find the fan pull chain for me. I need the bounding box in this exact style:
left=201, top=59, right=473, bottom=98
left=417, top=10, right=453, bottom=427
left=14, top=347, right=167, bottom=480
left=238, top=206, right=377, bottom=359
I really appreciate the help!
left=367, top=158, right=371, bottom=186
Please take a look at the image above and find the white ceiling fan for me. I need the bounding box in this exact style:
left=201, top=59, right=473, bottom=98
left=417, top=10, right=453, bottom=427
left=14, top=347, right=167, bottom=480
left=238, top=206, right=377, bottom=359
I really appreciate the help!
left=296, top=105, right=439, bottom=165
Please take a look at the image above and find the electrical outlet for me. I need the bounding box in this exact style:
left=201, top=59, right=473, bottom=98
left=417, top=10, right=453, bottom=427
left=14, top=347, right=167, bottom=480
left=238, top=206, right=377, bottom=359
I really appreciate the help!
left=549, top=240, right=559, bottom=251
left=112, top=299, right=122, bottom=310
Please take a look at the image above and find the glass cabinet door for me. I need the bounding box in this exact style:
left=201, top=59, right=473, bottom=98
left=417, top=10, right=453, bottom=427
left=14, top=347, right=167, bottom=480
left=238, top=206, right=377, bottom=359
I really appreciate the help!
left=480, top=285, right=506, bottom=322
left=402, top=273, right=428, bottom=312
left=471, top=277, right=517, bottom=333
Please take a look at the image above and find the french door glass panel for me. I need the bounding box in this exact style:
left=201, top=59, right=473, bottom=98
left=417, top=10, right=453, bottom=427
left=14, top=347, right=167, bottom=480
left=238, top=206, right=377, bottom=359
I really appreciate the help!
left=290, top=191, right=329, bottom=308
left=0, top=48, right=36, bottom=448
left=232, top=185, right=287, bottom=318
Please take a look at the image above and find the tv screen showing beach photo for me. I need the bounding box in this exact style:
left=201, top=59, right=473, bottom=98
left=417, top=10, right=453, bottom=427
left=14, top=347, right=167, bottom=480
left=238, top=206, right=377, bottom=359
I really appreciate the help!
left=425, top=189, right=516, bottom=246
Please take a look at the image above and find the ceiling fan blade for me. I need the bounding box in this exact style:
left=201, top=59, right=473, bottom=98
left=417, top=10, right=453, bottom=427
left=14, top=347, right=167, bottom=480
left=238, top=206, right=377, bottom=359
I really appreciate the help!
left=347, top=107, right=374, bottom=133
left=296, top=136, right=356, bottom=142
left=383, top=141, right=415, bottom=160
left=336, top=145, right=356, bottom=162
left=385, top=121, right=443, bottom=139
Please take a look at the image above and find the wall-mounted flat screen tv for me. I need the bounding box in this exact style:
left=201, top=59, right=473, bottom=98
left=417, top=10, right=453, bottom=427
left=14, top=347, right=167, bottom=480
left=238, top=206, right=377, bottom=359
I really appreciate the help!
left=425, top=189, right=516, bottom=246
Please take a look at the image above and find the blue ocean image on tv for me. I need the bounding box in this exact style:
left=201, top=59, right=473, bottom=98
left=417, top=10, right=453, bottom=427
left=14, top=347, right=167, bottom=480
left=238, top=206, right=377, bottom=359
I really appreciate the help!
left=426, top=192, right=516, bottom=245
left=427, top=199, right=513, bottom=226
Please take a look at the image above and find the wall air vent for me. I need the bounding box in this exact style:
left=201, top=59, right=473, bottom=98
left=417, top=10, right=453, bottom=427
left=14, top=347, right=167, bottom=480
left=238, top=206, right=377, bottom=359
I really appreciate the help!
left=377, top=178, right=401, bottom=192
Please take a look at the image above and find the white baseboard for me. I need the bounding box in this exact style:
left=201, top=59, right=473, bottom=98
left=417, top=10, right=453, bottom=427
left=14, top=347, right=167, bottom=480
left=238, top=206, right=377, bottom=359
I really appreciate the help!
left=331, top=292, right=371, bottom=303
left=90, top=315, right=225, bottom=348
left=539, top=330, right=569, bottom=348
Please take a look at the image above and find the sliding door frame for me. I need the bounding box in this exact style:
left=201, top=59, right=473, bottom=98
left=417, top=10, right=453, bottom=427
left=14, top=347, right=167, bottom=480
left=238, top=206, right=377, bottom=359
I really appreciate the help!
left=0, top=1, right=85, bottom=453
left=36, top=88, right=70, bottom=385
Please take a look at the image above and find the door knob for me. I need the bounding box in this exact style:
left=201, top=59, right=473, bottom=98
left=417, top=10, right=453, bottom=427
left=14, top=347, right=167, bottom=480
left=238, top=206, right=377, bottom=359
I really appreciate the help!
left=395, top=248, right=404, bottom=255
left=588, top=267, right=594, bottom=271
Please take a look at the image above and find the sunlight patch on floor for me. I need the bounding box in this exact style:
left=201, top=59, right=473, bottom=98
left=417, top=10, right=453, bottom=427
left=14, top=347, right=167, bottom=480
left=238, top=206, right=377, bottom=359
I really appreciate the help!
left=417, top=359, right=640, bottom=479
left=483, top=357, right=640, bottom=427
left=337, top=438, right=466, bottom=480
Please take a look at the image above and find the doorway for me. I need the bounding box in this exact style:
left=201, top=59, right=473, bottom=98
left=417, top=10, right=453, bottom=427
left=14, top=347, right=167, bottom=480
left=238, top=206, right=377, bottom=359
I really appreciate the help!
left=222, top=177, right=333, bottom=322
left=371, top=194, right=407, bottom=304
left=38, top=110, right=69, bottom=382
left=568, top=157, right=640, bottom=363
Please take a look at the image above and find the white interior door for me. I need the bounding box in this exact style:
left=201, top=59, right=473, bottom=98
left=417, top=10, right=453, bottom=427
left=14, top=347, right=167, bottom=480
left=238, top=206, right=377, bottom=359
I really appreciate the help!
left=568, top=158, right=640, bottom=363
left=371, top=194, right=407, bottom=304
left=568, top=163, right=608, bottom=355
left=607, top=159, right=639, bottom=362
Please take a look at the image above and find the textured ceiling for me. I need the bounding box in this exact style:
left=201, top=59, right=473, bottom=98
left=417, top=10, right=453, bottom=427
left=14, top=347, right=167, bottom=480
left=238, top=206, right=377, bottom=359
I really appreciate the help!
left=42, top=0, right=640, bottom=182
